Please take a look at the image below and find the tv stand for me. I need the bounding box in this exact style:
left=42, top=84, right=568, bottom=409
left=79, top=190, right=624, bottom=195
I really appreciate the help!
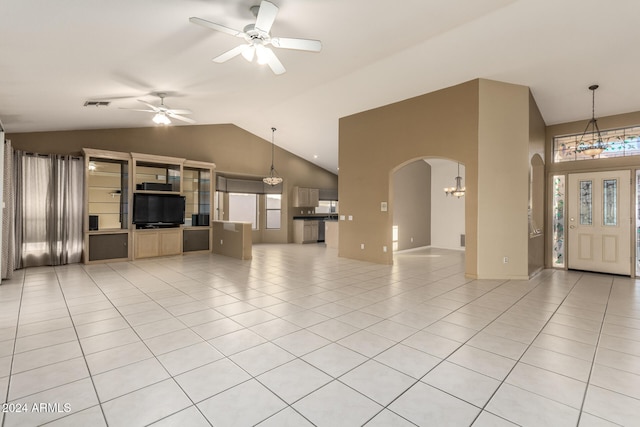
left=134, top=228, right=182, bottom=259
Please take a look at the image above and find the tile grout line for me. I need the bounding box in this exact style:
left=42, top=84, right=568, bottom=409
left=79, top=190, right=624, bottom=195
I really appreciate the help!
left=79, top=261, right=219, bottom=426
left=1, top=271, right=26, bottom=427
left=466, top=271, right=588, bottom=425
left=365, top=269, right=583, bottom=426
left=575, top=275, right=615, bottom=427
left=51, top=265, right=110, bottom=426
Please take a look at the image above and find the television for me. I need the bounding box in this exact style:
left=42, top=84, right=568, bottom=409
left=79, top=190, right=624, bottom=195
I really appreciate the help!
left=132, top=193, right=185, bottom=227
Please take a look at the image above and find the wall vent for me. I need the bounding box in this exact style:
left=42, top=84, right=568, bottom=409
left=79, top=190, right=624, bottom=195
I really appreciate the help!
left=83, top=101, right=110, bottom=107
left=460, top=234, right=466, bottom=247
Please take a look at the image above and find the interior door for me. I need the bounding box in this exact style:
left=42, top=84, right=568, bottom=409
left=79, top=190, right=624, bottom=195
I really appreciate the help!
left=568, top=170, right=631, bottom=275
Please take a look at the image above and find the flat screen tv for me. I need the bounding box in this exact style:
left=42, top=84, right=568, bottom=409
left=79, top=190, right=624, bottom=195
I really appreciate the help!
left=133, top=193, right=185, bottom=227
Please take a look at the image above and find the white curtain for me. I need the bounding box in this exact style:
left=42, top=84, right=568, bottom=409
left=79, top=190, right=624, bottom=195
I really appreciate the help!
left=1, top=140, right=15, bottom=279
left=17, top=152, right=84, bottom=267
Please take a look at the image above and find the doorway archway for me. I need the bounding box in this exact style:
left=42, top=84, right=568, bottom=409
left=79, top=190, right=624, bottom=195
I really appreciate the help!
left=391, top=158, right=466, bottom=255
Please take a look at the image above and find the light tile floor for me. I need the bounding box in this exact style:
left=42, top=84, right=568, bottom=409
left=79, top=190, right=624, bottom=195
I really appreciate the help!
left=0, top=245, right=639, bottom=426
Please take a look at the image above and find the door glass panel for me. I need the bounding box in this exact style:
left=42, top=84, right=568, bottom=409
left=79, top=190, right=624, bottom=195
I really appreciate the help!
left=636, top=170, right=640, bottom=271
left=580, top=180, right=593, bottom=225
left=552, top=175, right=565, bottom=267
left=603, top=179, right=617, bottom=226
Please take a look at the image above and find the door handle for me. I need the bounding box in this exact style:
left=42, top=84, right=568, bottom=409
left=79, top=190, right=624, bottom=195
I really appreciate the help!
left=570, top=225, right=576, bottom=229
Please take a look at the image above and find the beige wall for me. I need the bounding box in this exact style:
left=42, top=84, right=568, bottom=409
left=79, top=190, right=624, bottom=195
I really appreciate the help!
left=339, top=80, right=480, bottom=272
left=528, top=92, right=546, bottom=275
left=393, top=160, right=431, bottom=251
left=7, top=124, right=338, bottom=244
left=477, top=80, right=530, bottom=279
left=339, top=79, right=541, bottom=279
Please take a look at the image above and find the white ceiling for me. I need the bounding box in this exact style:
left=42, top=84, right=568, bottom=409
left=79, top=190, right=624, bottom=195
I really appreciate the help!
left=2, top=0, right=640, bottom=173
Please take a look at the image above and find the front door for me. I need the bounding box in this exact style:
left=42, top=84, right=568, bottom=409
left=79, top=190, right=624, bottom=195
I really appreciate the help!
left=567, top=170, right=631, bottom=275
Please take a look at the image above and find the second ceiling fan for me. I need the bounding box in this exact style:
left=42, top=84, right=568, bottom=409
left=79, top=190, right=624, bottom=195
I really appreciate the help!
left=190, top=0, right=322, bottom=75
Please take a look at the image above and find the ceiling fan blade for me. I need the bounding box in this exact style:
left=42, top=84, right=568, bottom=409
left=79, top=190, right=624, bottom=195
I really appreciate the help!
left=137, top=100, right=161, bottom=111
left=213, top=44, right=251, bottom=63
left=271, top=37, right=322, bottom=52
left=189, top=17, right=244, bottom=38
left=119, top=108, right=156, bottom=113
left=167, top=109, right=192, bottom=115
left=262, top=48, right=286, bottom=75
left=255, top=0, right=278, bottom=34
left=167, top=112, right=196, bottom=124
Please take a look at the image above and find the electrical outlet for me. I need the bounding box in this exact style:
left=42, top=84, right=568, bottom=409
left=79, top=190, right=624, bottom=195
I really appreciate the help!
left=410, top=237, right=414, bottom=243
left=220, top=240, right=223, bottom=245
left=360, top=243, right=365, bottom=250
left=503, top=257, right=509, bottom=263
left=383, top=246, right=387, bottom=253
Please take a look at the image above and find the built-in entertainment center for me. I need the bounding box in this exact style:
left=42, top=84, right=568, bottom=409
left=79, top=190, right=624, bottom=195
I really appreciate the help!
left=82, top=148, right=215, bottom=263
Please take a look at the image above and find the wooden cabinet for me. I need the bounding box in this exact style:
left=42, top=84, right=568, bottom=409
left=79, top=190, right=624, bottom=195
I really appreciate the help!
left=134, top=228, right=182, bottom=258
left=292, top=186, right=319, bottom=207
left=83, top=149, right=131, bottom=263
left=88, top=232, right=128, bottom=261
left=83, top=148, right=215, bottom=263
left=293, top=219, right=319, bottom=243
left=183, top=228, right=211, bottom=252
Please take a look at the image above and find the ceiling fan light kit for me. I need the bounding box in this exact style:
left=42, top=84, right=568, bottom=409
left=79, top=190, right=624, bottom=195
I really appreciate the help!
left=190, top=0, right=322, bottom=75
left=120, top=92, right=195, bottom=126
left=152, top=112, right=171, bottom=125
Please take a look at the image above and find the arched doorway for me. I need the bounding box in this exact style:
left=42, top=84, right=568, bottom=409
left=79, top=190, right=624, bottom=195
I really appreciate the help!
left=391, top=158, right=465, bottom=254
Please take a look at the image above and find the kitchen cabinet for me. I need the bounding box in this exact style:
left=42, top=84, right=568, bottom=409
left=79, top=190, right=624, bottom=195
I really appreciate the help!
left=292, top=186, right=319, bottom=207
left=293, top=219, right=319, bottom=243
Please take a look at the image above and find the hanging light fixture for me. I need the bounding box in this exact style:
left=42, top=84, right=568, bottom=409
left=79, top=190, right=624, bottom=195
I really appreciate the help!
left=152, top=112, right=171, bottom=125
left=575, top=84, right=608, bottom=158
left=263, top=127, right=283, bottom=186
left=444, top=163, right=465, bottom=198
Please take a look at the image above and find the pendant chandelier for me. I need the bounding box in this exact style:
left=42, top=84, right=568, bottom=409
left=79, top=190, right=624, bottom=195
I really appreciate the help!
left=263, top=127, right=283, bottom=186
left=575, top=84, right=608, bottom=158
left=444, top=163, right=465, bottom=198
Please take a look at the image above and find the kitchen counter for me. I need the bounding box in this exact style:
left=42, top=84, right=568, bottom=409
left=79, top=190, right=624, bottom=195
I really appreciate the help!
left=325, top=221, right=338, bottom=249
left=292, top=214, right=338, bottom=221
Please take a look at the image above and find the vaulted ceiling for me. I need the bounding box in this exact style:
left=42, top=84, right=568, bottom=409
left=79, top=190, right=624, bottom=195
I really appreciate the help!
left=2, top=0, right=639, bottom=172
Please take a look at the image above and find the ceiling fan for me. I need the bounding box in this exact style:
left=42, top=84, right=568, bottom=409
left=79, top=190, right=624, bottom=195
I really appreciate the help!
left=121, top=93, right=195, bottom=125
left=190, top=0, right=322, bottom=75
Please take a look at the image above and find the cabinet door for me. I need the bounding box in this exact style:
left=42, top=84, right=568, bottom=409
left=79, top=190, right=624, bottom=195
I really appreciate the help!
left=183, top=228, right=210, bottom=252
left=297, top=187, right=310, bottom=207
left=303, top=223, right=314, bottom=242
left=159, top=230, right=182, bottom=255
left=135, top=233, right=159, bottom=258
left=309, top=188, right=319, bottom=207
left=303, top=221, right=319, bottom=242
left=88, top=233, right=129, bottom=261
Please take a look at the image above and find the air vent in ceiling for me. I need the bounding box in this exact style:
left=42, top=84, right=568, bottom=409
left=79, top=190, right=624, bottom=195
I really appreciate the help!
left=84, top=101, right=110, bottom=107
